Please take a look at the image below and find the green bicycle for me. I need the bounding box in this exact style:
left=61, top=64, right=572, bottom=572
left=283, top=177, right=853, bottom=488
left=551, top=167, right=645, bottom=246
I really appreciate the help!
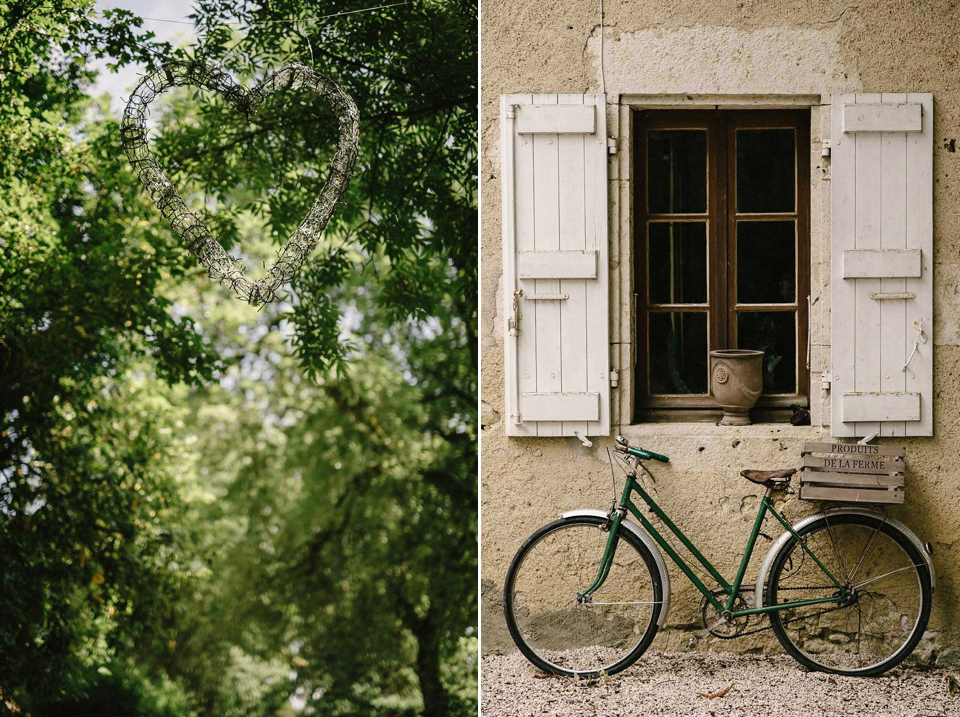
left=504, top=436, right=934, bottom=677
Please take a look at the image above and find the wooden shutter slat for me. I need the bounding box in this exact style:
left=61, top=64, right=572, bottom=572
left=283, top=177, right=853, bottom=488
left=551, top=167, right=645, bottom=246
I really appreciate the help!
left=557, top=95, right=590, bottom=438
left=904, top=92, right=934, bottom=436
left=842, top=102, right=922, bottom=133
left=516, top=104, right=595, bottom=134
left=854, top=93, right=882, bottom=440
left=842, top=392, right=920, bottom=422
left=831, top=93, right=857, bottom=437
left=512, top=94, right=538, bottom=436
left=842, top=249, right=921, bottom=278
left=518, top=251, right=598, bottom=279
left=521, top=393, right=599, bottom=422
left=532, top=94, right=563, bottom=437
left=582, top=98, right=608, bottom=437
left=878, top=92, right=909, bottom=438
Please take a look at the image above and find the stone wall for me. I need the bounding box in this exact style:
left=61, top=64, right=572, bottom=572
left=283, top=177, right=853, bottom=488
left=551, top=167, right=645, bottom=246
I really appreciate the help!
left=481, top=0, right=960, bottom=661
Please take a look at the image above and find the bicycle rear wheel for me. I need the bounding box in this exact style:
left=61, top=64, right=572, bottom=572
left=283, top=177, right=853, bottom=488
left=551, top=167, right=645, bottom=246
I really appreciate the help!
left=504, top=515, right=663, bottom=676
left=766, top=514, right=932, bottom=676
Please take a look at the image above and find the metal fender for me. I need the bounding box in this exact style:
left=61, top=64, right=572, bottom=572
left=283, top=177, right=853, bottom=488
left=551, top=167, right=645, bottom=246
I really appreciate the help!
left=561, top=508, right=672, bottom=627
left=754, top=507, right=936, bottom=609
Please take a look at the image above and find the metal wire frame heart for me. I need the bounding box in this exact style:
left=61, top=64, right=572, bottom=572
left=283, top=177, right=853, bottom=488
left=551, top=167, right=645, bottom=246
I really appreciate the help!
left=120, top=61, right=359, bottom=306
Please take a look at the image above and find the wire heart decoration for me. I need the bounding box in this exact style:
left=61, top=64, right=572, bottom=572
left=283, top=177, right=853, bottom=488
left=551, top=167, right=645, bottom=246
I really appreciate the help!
left=121, top=61, right=359, bottom=306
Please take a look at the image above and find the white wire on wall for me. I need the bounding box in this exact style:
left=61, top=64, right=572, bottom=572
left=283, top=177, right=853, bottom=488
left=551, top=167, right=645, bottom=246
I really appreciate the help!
left=599, top=0, right=606, bottom=95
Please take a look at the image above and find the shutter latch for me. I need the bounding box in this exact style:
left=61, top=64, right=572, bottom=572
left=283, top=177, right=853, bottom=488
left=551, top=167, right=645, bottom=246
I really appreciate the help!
left=508, top=290, right=523, bottom=337
left=573, top=431, right=593, bottom=447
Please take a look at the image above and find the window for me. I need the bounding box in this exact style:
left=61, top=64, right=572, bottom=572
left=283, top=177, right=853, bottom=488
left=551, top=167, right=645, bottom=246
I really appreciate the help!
left=633, top=110, right=810, bottom=419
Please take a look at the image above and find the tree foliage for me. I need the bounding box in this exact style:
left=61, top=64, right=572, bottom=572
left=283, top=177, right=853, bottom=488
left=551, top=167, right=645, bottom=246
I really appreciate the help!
left=0, top=0, right=476, bottom=714
left=1, top=1, right=208, bottom=701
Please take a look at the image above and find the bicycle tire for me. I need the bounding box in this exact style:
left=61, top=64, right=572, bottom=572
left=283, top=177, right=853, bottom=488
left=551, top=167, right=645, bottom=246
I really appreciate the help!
left=503, top=515, right=663, bottom=677
left=766, top=513, right=932, bottom=676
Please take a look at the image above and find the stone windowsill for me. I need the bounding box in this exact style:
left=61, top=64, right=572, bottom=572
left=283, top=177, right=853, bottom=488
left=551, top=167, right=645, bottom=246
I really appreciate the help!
left=616, top=423, right=827, bottom=440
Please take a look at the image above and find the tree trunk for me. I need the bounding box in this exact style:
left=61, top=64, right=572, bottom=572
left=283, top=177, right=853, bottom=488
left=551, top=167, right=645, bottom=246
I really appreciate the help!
left=411, top=614, right=449, bottom=717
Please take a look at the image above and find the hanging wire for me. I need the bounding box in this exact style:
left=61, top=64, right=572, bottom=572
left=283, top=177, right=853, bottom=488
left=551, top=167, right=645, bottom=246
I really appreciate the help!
left=113, top=2, right=412, bottom=26
left=216, top=28, right=246, bottom=69
left=297, top=21, right=316, bottom=66
left=607, top=447, right=619, bottom=502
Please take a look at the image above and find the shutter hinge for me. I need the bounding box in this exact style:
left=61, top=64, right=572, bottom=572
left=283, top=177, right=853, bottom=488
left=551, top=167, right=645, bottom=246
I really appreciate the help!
left=508, top=289, right=522, bottom=336
left=607, top=138, right=617, bottom=155
left=610, top=368, right=620, bottom=388
left=505, top=105, right=516, bottom=120
left=821, top=139, right=831, bottom=158
left=821, top=370, right=831, bottom=391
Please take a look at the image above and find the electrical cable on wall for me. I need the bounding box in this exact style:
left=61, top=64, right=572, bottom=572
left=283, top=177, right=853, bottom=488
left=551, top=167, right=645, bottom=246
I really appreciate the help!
left=599, top=0, right=606, bottom=95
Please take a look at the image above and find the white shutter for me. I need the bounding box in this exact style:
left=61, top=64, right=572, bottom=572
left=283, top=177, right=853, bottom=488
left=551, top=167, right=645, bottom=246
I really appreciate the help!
left=830, top=93, right=933, bottom=437
left=501, top=94, right=610, bottom=437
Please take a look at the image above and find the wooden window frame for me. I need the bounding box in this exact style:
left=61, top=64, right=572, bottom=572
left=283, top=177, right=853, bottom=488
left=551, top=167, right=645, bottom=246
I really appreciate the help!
left=633, top=108, right=810, bottom=421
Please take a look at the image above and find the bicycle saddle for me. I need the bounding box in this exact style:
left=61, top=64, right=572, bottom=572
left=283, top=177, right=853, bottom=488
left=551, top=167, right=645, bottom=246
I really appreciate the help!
left=740, top=468, right=796, bottom=487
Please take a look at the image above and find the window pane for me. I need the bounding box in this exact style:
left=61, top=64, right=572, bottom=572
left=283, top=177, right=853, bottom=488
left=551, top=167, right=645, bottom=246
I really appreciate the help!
left=649, top=312, right=708, bottom=394
left=737, top=312, right=796, bottom=393
left=737, top=221, right=795, bottom=304
left=736, top=129, right=795, bottom=213
left=648, top=222, right=707, bottom=304
left=648, top=130, right=707, bottom=214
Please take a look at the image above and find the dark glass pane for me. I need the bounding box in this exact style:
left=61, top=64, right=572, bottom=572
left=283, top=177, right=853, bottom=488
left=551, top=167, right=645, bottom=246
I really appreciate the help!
left=648, top=130, right=707, bottom=214
left=737, top=221, right=795, bottom=304
left=648, top=312, right=708, bottom=394
left=737, top=312, right=796, bottom=393
left=648, top=222, right=707, bottom=304
left=736, top=129, right=795, bottom=213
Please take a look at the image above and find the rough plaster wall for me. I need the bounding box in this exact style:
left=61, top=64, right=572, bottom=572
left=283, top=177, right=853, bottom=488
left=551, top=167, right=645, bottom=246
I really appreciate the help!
left=481, top=0, right=960, bottom=662
left=587, top=25, right=857, bottom=96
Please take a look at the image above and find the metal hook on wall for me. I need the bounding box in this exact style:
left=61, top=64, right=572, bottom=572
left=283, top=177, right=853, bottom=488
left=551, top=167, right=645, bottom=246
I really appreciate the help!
left=901, top=318, right=926, bottom=377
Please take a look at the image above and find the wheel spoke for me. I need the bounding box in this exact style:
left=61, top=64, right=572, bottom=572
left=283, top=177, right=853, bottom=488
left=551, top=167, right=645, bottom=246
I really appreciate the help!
left=823, top=515, right=850, bottom=584
left=847, top=520, right=884, bottom=585
left=852, top=563, right=926, bottom=590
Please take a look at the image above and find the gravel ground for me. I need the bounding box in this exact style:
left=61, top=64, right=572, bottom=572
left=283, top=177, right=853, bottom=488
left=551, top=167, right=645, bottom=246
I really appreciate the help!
left=481, top=650, right=960, bottom=716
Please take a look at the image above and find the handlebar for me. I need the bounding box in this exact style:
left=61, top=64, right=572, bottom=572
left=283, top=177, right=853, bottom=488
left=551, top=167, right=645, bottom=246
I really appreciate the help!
left=613, top=435, right=670, bottom=463
left=633, top=447, right=670, bottom=463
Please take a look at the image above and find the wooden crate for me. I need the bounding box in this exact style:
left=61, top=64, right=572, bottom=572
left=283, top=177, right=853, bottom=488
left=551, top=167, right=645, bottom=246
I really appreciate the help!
left=799, top=442, right=905, bottom=504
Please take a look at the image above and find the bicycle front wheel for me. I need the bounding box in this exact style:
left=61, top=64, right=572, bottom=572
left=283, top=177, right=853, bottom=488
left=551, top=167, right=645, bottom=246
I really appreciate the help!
left=766, top=514, right=932, bottom=676
left=504, top=515, right=663, bottom=677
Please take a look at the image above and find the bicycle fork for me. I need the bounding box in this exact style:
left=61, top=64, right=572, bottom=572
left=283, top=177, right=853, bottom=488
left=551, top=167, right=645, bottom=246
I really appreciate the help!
left=576, top=507, right=627, bottom=603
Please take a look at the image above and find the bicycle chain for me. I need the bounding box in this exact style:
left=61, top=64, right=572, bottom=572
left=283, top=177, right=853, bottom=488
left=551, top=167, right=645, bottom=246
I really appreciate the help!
left=724, top=586, right=851, bottom=638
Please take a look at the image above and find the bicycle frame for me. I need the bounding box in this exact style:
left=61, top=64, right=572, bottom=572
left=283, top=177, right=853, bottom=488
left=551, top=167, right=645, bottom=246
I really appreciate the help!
left=580, top=460, right=849, bottom=618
